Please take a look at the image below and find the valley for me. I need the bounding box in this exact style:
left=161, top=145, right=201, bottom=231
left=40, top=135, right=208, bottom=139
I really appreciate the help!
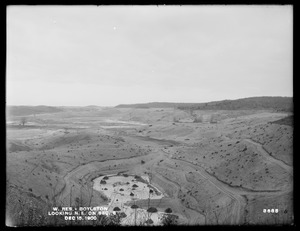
left=6, top=106, right=293, bottom=226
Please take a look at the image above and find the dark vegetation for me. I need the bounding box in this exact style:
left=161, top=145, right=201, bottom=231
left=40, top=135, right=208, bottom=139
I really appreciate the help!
left=178, top=97, right=293, bottom=112
left=115, top=97, right=293, bottom=112
left=115, top=102, right=197, bottom=108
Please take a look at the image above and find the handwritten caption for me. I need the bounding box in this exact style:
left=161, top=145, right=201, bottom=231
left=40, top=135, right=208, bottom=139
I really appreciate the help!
left=48, top=206, right=115, bottom=221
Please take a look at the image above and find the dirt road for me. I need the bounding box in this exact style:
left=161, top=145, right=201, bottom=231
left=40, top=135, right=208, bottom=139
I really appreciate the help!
left=244, top=139, right=292, bottom=173
left=52, top=135, right=292, bottom=225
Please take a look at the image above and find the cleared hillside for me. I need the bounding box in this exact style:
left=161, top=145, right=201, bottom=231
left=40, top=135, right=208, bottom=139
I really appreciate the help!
left=6, top=106, right=293, bottom=226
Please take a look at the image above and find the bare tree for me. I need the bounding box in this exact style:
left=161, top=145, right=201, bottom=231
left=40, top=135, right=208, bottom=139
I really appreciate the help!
left=210, top=114, right=218, bottom=124
left=193, top=115, right=203, bottom=123
left=21, top=117, right=27, bottom=126
left=64, top=127, right=69, bottom=133
left=188, top=108, right=194, bottom=117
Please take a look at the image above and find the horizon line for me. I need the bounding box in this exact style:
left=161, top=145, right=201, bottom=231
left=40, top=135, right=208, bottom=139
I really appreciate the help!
left=6, top=95, right=293, bottom=108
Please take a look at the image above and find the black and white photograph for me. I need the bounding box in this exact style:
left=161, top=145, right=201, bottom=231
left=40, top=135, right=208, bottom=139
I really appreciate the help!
left=6, top=5, right=293, bottom=226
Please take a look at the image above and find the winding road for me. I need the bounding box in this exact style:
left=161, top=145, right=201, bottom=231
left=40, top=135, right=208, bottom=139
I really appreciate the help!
left=52, top=134, right=292, bottom=225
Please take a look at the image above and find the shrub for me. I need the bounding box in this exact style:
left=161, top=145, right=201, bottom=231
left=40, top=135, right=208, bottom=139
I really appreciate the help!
left=161, top=214, right=178, bottom=226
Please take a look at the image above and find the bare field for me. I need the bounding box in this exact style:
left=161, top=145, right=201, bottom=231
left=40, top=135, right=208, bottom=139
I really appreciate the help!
left=6, top=107, right=293, bottom=226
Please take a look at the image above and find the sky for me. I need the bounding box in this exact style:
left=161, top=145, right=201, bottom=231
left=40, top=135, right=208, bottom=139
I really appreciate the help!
left=6, top=5, right=293, bottom=106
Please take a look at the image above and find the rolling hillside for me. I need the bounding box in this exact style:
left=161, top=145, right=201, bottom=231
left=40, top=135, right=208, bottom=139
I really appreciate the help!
left=115, top=102, right=196, bottom=109
left=115, top=97, right=293, bottom=112
left=6, top=106, right=63, bottom=116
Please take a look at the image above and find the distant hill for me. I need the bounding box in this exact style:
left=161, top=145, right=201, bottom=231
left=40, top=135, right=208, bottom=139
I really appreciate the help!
left=115, top=102, right=197, bottom=109
left=179, top=97, right=293, bottom=112
left=115, top=97, right=293, bottom=112
left=6, top=105, right=63, bottom=116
